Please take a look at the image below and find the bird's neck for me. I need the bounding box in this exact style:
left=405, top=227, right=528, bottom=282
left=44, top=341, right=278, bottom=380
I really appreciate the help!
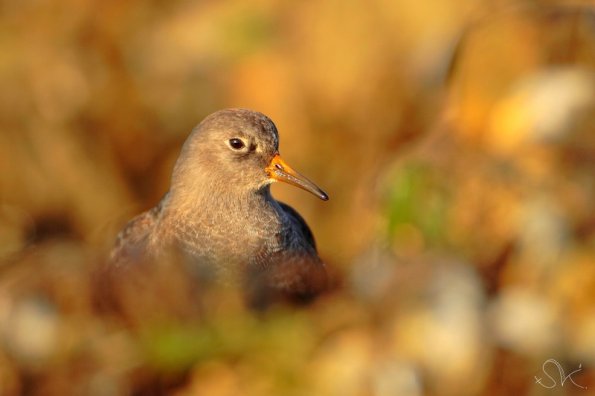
left=160, top=184, right=281, bottom=239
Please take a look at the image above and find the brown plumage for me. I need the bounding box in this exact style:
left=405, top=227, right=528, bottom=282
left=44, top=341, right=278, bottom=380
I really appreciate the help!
left=109, top=109, right=329, bottom=307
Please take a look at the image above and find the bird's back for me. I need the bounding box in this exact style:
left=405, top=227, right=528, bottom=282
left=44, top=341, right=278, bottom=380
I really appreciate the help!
left=278, top=202, right=317, bottom=251
left=109, top=198, right=166, bottom=265
left=244, top=202, right=328, bottom=308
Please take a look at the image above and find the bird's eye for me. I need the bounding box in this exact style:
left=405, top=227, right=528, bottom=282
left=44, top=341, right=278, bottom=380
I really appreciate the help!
left=228, top=138, right=246, bottom=150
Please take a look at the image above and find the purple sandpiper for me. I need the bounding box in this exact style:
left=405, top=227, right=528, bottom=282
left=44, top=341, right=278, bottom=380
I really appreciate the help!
left=110, top=109, right=329, bottom=306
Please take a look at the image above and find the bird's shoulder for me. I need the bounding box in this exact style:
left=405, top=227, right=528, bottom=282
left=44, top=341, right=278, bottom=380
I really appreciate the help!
left=248, top=201, right=327, bottom=308
left=277, top=201, right=317, bottom=251
left=110, top=196, right=167, bottom=264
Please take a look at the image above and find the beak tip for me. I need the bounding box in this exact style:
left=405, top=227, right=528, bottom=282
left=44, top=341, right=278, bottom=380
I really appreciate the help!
left=268, top=154, right=329, bottom=202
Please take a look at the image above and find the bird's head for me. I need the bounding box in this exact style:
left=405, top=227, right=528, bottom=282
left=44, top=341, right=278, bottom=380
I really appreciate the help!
left=171, top=109, right=328, bottom=201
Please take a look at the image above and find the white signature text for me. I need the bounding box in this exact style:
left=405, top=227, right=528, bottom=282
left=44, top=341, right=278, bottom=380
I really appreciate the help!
left=534, top=358, right=587, bottom=390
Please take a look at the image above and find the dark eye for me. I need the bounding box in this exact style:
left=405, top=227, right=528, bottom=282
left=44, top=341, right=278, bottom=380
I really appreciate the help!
left=228, top=138, right=246, bottom=150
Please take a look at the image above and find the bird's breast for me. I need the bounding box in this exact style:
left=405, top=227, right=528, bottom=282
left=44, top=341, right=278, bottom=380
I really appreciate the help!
left=159, top=203, right=285, bottom=277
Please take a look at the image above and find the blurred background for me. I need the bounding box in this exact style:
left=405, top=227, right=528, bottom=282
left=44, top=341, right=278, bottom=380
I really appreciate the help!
left=0, top=0, right=594, bottom=395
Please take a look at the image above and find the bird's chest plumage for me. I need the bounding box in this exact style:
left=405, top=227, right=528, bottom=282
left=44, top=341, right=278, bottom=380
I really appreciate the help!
left=158, top=200, right=290, bottom=277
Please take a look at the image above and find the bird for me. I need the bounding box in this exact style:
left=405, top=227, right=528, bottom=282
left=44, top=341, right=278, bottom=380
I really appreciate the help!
left=109, top=108, right=329, bottom=307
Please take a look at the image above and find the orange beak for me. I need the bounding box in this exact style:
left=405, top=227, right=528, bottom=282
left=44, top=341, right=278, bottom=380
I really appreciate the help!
left=265, top=154, right=329, bottom=201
